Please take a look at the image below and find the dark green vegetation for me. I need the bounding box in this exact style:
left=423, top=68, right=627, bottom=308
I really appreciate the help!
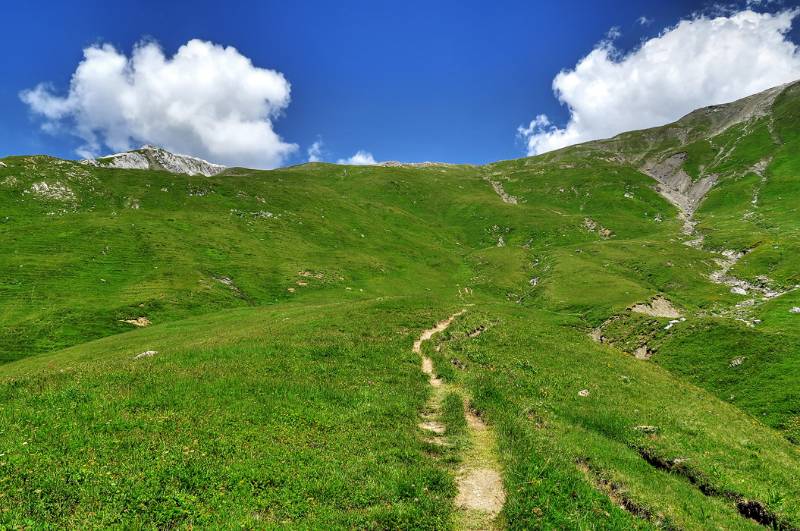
left=1, top=82, right=799, bottom=528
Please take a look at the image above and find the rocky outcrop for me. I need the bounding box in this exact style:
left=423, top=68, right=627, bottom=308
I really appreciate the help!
left=486, top=178, right=518, bottom=205
left=679, top=82, right=789, bottom=138
left=84, top=145, right=226, bottom=176
left=29, top=181, right=76, bottom=202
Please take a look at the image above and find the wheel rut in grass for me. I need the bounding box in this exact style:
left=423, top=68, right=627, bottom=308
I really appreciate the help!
left=414, top=310, right=506, bottom=529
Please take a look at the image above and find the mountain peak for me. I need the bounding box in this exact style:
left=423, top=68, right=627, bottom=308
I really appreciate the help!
left=82, top=145, right=226, bottom=176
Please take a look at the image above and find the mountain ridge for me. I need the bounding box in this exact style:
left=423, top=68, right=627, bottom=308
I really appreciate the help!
left=82, top=144, right=227, bottom=176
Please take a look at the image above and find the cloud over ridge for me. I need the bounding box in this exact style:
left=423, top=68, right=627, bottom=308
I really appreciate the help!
left=337, top=150, right=376, bottom=165
left=519, top=9, right=800, bottom=156
left=21, top=39, right=297, bottom=168
left=307, top=140, right=324, bottom=162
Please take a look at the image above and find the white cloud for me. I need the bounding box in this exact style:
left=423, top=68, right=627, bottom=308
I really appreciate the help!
left=637, top=16, right=653, bottom=26
left=307, top=139, right=324, bottom=162
left=518, top=9, right=800, bottom=156
left=337, top=150, right=376, bottom=165
left=605, top=26, right=622, bottom=40
left=21, top=39, right=297, bottom=168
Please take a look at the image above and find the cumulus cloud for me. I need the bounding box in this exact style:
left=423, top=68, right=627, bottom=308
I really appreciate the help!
left=637, top=16, right=653, bottom=26
left=307, top=139, right=324, bottom=162
left=21, top=39, right=297, bottom=168
left=518, top=9, right=800, bottom=156
left=337, top=150, right=376, bottom=165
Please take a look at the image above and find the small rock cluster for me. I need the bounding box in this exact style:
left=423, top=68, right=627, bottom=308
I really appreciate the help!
left=729, top=356, right=746, bottom=368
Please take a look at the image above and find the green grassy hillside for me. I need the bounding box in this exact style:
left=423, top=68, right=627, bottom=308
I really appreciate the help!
left=1, top=82, right=799, bottom=528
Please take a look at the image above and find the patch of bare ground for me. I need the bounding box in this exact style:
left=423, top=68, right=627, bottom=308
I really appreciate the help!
left=589, top=310, right=686, bottom=362
left=633, top=345, right=652, bottom=360
left=641, top=153, right=717, bottom=220
left=413, top=311, right=506, bottom=529
left=630, top=296, right=682, bottom=319
left=455, top=405, right=506, bottom=529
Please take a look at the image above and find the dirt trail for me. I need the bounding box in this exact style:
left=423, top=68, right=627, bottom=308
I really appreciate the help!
left=414, top=311, right=506, bottom=529
left=455, top=407, right=506, bottom=527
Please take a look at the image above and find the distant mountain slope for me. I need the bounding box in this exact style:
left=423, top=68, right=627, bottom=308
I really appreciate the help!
left=486, top=79, right=800, bottom=442
left=83, top=144, right=227, bottom=176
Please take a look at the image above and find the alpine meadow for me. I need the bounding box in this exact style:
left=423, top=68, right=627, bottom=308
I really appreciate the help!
left=1, top=76, right=800, bottom=528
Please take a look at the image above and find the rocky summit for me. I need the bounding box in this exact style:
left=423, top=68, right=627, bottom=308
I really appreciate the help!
left=83, top=144, right=227, bottom=176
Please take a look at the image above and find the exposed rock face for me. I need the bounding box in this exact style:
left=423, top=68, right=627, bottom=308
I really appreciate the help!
left=592, top=82, right=796, bottom=224
left=96, top=152, right=150, bottom=170
left=84, top=145, right=226, bottom=176
left=641, top=153, right=717, bottom=216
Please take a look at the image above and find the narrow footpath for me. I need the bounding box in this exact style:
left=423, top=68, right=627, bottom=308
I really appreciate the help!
left=414, top=311, right=506, bottom=529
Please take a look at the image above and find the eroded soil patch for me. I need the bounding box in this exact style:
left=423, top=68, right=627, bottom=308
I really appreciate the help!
left=636, top=447, right=794, bottom=529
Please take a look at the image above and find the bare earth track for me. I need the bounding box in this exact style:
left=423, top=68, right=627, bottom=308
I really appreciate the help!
left=414, top=311, right=506, bottom=529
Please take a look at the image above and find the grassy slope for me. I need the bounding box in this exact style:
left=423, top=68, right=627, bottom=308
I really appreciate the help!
left=0, top=299, right=464, bottom=528
left=430, top=305, right=799, bottom=529
left=646, top=82, right=800, bottom=444
left=0, top=160, right=482, bottom=361
left=1, top=83, right=800, bottom=528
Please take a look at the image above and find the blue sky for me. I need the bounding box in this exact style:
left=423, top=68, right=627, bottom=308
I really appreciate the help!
left=2, top=0, right=799, bottom=166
